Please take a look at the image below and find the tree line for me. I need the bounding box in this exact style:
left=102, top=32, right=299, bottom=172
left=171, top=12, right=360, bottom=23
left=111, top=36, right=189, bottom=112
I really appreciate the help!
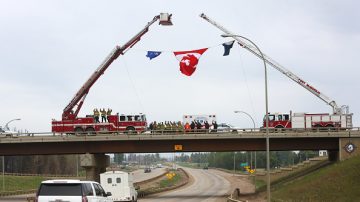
left=0, top=155, right=79, bottom=175
left=176, top=151, right=319, bottom=170
left=0, top=151, right=319, bottom=175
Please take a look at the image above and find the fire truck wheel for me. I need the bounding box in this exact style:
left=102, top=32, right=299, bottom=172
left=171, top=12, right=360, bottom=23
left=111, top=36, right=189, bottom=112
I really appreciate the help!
left=74, top=127, right=83, bottom=135
left=326, top=125, right=335, bottom=130
left=275, top=125, right=284, bottom=132
left=313, top=125, right=322, bottom=131
left=125, top=126, right=136, bottom=134
left=85, top=127, right=96, bottom=135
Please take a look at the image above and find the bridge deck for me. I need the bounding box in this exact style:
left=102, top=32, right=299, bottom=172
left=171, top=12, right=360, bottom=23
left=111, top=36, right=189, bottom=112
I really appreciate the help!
left=1, top=130, right=359, bottom=155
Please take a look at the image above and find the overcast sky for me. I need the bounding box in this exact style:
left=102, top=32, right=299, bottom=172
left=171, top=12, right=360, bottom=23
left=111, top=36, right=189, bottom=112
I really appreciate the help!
left=1, top=0, right=359, bottom=132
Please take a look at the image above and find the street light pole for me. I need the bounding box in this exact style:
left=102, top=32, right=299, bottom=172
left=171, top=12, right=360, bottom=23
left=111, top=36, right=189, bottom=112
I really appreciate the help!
left=234, top=110, right=257, bottom=185
left=2, top=118, right=21, bottom=192
left=225, top=35, right=270, bottom=201
left=4, top=118, right=21, bottom=131
left=233, top=152, right=236, bottom=176
left=2, top=156, right=4, bottom=192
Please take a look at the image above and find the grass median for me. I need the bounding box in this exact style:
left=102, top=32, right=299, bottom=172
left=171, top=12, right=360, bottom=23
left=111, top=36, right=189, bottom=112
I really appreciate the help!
left=0, top=175, right=45, bottom=196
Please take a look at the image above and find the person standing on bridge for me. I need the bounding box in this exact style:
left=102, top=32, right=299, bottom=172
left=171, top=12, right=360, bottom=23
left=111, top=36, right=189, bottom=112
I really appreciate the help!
left=190, top=121, right=195, bottom=132
left=196, top=121, right=202, bottom=132
left=204, top=121, right=210, bottom=133
left=100, top=108, right=107, bottom=122
left=93, top=108, right=100, bottom=123
left=184, top=122, right=190, bottom=132
left=212, top=121, right=218, bottom=132
left=106, top=108, right=112, bottom=122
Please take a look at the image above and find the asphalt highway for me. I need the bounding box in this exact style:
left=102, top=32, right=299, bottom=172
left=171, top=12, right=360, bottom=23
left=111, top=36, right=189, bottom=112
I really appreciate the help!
left=132, top=167, right=166, bottom=183
left=140, top=167, right=231, bottom=202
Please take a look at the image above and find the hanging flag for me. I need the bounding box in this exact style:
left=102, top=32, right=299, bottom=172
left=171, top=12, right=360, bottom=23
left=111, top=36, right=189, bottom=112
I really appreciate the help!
left=173, top=48, right=208, bottom=76
left=146, top=51, right=162, bottom=60
left=222, top=40, right=235, bottom=56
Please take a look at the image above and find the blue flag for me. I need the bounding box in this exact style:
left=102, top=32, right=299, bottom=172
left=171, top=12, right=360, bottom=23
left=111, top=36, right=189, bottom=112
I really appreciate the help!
left=146, top=51, right=162, bottom=60
left=222, top=41, right=235, bottom=56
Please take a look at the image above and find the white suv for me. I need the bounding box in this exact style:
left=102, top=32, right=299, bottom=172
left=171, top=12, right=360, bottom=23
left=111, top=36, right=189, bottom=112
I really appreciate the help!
left=36, top=179, right=113, bottom=202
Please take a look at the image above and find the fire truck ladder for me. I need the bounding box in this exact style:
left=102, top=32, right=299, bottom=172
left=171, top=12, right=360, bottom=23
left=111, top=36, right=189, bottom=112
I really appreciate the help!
left=200, top=13, right=349, bottom=115
left=62, top=13, right=173, bottom=120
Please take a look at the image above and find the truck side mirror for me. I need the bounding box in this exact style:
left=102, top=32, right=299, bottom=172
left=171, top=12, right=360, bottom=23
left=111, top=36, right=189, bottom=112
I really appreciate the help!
left=106, top=192, right=112, bottom=196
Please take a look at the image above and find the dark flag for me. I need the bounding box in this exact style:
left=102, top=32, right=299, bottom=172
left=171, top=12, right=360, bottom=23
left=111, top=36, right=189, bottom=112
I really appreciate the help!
left=222, top=41, right=235, bottom=56
left=146, top=51, right=162, bottom=60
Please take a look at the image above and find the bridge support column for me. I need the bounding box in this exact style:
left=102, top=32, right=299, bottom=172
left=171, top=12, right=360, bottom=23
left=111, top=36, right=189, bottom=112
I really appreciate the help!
left=80, top=153, right=110, bottom=182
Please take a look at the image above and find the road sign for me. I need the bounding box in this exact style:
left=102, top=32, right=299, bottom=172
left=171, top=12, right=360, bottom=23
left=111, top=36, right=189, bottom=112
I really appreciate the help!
left=344, top=142, right=356, bottom=154
left=174, top=144, right=183, bottom=151
left=240, top=162, right=248, bottom=167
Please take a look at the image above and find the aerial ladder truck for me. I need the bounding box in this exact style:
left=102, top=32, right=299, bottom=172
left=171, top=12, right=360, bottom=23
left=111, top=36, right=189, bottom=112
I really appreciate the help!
left=200, top=13, right=352, bottom=130
left=52, top=13, right=173, bottom=134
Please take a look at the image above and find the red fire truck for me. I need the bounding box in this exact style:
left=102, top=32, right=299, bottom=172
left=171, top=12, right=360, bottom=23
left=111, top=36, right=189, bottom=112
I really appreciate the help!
left=201, top=14, right=353, bottom=130
left=263, top=112, right=352, bottom=129
left=51, top=13, right=173, bottom=134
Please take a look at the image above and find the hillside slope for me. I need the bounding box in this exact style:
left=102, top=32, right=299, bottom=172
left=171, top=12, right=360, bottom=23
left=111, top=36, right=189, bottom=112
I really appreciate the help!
left=272, top=155, right=360, bottom=201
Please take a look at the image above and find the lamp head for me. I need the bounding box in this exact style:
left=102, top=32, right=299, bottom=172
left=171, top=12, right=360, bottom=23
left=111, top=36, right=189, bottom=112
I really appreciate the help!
left=222, top=34, right=241, bottom=38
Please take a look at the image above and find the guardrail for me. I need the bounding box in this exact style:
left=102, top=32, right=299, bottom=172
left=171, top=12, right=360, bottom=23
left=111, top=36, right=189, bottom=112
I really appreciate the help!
left=1, top=127, right=360, bottom=138
left=2, top=172, right=84, bottom=178
left=0, top=189, right=37, bottom=197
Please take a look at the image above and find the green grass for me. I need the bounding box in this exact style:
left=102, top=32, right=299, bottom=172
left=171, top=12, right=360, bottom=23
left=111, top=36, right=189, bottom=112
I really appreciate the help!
left=159, top=172, right=181, bottom=188
left=255, top=179, right=266, bottom=190
left=177, top=162, right=206, bottom=169
left=0, top=175, right=45, bottom=194
left=272, top=156, right=360, bottom=202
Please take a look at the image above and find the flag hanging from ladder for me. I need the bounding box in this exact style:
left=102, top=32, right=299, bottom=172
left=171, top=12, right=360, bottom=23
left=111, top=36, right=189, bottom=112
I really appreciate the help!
left=173, top=48, right=208, bottom=76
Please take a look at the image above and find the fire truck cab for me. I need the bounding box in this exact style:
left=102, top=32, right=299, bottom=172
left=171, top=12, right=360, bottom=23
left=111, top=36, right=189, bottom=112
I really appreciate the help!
left=263, top=113, right=291, bottom=129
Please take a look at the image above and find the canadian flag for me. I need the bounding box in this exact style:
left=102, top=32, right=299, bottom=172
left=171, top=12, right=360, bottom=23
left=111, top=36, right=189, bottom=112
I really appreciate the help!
left=173, top=48, right=208, bottom=76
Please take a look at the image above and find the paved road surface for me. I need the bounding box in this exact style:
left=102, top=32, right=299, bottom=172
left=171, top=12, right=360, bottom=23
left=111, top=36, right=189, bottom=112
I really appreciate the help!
left=132, top=167, right=166, bottom=183
left=140, top=167, right=231, bottom=202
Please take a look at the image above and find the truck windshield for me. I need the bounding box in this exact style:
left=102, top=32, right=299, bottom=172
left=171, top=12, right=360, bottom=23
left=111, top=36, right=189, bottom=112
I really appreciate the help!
left=264, top=115, right=275, bottom=121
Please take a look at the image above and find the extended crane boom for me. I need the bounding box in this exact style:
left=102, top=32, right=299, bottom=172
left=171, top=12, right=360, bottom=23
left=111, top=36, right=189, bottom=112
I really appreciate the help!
left=200, top=13, right=348, bottom=115
left=62, top=13, right=172, bottom=120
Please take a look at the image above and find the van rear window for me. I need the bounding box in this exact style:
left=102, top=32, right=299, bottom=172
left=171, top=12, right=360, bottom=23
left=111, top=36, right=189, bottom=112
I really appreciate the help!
left=38, top=183, right=82, bottom=196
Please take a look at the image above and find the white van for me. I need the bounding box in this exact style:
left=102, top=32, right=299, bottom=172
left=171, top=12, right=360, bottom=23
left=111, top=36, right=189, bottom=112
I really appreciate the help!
left=36, top=179, right=112, bottom=202
left=100, top=171, right=138, bottom=202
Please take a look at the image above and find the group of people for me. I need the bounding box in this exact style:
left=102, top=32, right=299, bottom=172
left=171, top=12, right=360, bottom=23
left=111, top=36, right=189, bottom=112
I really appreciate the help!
left=184, top=120, right=218, bottom=133
left=148, top=121, right=183, bottom=133
left=93, top=108, right=112, bottom=123
left=148, top=120, right=218, bottom=133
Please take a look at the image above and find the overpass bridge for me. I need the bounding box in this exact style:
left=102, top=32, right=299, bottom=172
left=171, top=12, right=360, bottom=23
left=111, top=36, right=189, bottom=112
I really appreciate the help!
left=1, top=129, right=359, bottom=156
left=2, top=128, right=360, bottom=181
